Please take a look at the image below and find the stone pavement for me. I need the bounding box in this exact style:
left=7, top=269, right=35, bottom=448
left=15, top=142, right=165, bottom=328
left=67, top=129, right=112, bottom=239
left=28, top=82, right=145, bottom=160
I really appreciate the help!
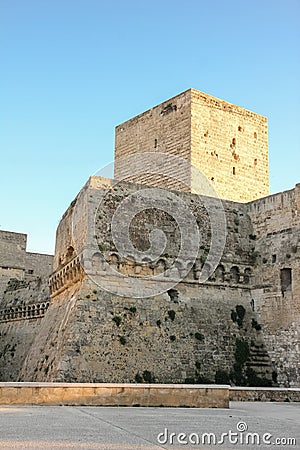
left=0, top=402, right=299, bottom=449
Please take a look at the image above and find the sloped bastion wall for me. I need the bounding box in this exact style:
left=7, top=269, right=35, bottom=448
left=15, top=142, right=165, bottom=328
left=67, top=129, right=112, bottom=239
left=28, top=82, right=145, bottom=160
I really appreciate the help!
left=0, top=178, right=299, bottom=386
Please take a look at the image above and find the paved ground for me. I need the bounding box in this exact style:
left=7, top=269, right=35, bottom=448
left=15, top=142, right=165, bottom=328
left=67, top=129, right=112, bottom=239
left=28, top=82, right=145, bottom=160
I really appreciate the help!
left=0, top=402, right=299, bottom=449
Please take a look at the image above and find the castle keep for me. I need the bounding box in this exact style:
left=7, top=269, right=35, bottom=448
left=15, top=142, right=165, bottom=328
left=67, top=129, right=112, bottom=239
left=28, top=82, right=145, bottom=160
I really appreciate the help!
left=115, top=89, right=269, bottom=202
left=0, top=89, right=299, bottom=387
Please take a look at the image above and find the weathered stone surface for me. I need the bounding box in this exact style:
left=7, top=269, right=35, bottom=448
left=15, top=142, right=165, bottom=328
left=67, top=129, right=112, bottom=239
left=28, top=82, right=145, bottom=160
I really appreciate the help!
left=0, top=90, right=299, bottom=389
left=5, top=176, right=296, bottom=387
left=230, top=387, right=300, bottom=402
left=115, top=88, right=269, bottom=203
left=0, top=277, right=50, bottom=381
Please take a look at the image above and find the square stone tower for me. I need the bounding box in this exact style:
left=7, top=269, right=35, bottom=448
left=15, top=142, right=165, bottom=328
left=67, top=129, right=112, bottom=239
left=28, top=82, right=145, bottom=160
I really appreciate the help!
left=114, top=88, right=269, bottom=202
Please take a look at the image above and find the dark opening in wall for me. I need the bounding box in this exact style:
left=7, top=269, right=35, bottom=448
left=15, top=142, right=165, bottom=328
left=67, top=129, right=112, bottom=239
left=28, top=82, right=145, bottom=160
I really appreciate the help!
left=272, top=254, right=277, bottom=263
left=233, top=167, right=236, bottom=175
left=254, top=132, right=257, bottom=139
left=244, top=268, right=251, bottom=284
left=215, top=264, right=225, bottom=282
left=154, top=138, right=157, bottom=148
left=254, top=158, right=258, bottom=166
left=167, top=289, right=179, bottom=303
left=160, top=103, right=177, bottom=116
left=280, top=268, right=292, bottom=295
left=66, top=246, right=75, bottom=260
left=230, top=266, right=240, bottom=284
left=232, top=138, right=236, bottom=146
left=238, top=126, right=242, bottom=132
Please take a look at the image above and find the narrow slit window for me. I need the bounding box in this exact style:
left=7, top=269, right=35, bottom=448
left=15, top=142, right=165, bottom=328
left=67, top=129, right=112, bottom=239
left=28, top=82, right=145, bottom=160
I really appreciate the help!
left=280, top=268, right=292, bottom=295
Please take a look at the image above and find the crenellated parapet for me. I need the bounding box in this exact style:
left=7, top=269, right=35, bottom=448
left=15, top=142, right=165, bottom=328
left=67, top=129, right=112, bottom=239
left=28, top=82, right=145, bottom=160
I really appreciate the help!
left=89, top=251, right=253, bottom=287
left=0, top=301, right=50, bottom=323
left=49, top=255, right=84, bottom=297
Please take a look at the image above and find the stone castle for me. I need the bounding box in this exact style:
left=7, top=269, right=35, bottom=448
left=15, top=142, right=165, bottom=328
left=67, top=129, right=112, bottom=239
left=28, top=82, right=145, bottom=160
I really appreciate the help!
left=0, top=88, right=299, bottom=387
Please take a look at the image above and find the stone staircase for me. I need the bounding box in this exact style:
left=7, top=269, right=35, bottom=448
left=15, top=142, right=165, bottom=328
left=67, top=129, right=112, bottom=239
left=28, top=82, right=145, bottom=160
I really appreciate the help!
left=246, top=336, right=274, bottom=385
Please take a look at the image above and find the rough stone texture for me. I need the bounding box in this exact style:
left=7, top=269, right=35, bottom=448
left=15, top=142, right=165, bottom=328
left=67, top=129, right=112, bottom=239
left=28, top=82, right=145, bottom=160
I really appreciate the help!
left=230, top=387, right=300, bottom=402
left=0, top=90, right=299, bottom=389
left=0, top=277, right=50, bottom=381
left=115, top=91, right=192, bottom=192
left=0, top=230, right=53, bottom=297
left=19, top=279, right=261, bottom=384
left=0, top=230, right=53, bottom=381
left=115, top=88, right=269, bottom=203
left=25, top=252, right=53, bottom=278
left=0, top=176, right=299, bottom=386
left=0, top=231, right=27, bottom=298
left=0, top=231, right=27, bottom=270
left=3, top=177, right=291, bottom=387
left=248, top=185, right=300, bottom=387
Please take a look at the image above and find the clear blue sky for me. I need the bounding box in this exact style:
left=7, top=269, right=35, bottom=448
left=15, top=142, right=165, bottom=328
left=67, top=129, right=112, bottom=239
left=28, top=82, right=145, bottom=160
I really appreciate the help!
left=0, top=0, right=299, bottom=254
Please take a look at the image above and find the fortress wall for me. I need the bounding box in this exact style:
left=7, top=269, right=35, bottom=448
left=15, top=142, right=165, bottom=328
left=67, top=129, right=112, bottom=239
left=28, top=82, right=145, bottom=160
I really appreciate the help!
left=18, top=277, right=266, bottom=385
left=53, top=201, right=77, bottom=271
left=114, top=90, right=192, bottom=191
left=0, top=268, right=24, bottom=298
left=0, top=231, right=53, bottom=297
left=190, top=89, right=269, bottom=203
left=114, top=88, right=269, bottom=203
left=246, top=185, right=300, bottom=386
left=247, top=186, right=299, bottom=236
left=35, top=180, right=274, bottom=385
left=1, top=87, right=299, bottom=387
left=247, top=184, right=300, bottom=300
left=0, top=231, right=28, bottom=297
left=0, top=317, right=45, bottom=381
left=88, top=176, right=255, bottom=268
left=0, top=278, right=50, bottom=381
left=252, top=297, right=300, bottom=388
left=53, top=181, right=92, bottom=272
left=52, top=176, right=120, bottom=276
left=1, top=179, right=299, bottom=386
left=25, top=253, right=53, bottom=278
left=18, top=281, right=83, bottom=382
left=17, top=179, right=272, bottom=385
left=0, top=230, right=27, bottom=270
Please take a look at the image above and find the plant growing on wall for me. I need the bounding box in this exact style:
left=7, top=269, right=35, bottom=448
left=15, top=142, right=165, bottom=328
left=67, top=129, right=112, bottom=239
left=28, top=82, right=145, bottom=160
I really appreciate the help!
left=112, top=316, right=122, bottom=327
left=231, top=305, right=246, bottom=328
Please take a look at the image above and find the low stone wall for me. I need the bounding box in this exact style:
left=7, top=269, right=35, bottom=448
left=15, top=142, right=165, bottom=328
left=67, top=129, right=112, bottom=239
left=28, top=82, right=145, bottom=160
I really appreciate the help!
left=3, top=383, right=299, bottom=406
left=0, top=383, right=229, bottom=408
left=230, top=387, right=300, bottom=402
